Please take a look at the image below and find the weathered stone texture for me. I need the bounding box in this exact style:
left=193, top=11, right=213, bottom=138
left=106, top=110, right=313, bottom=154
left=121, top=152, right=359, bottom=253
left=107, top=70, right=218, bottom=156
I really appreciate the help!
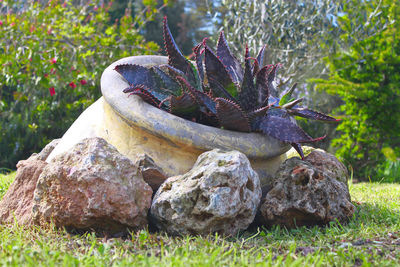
left=32, top=137, right=152, bottom=233
left=150, top=149, right=261, bottom=236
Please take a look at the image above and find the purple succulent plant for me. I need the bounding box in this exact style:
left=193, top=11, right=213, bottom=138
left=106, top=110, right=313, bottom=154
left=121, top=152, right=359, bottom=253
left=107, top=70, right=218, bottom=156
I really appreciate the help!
left=114, top=17, right=340, bottom=159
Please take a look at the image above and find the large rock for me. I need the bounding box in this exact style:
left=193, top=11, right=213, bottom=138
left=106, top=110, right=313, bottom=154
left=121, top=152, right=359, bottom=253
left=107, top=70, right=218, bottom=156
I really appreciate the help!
left=259, top=158, right=355, bottom=228
left=0, top=139, right=59, bottom=225
left=32, top=137, right=152, bottom=233
left=150, top=149, right=261, bottom=236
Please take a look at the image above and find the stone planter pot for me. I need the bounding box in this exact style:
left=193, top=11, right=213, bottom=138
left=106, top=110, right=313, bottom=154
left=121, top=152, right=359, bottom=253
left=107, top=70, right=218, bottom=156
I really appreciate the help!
left=47, top=56, right=290, bottom=186
left=101, top=55, right=290, bottom=186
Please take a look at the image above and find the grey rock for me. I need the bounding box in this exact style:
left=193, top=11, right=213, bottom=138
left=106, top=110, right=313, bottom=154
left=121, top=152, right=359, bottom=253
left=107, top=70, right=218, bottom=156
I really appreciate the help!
left=32, top=137, right=153, bottom=233
left=150, top=149, right=261, bottom=236
left=259, top=158, right=355, bottom=228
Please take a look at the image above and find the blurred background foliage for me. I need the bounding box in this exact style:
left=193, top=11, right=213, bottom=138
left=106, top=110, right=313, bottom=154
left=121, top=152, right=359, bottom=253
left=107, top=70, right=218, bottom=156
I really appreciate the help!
left=1, top=0, right=399, bottom=182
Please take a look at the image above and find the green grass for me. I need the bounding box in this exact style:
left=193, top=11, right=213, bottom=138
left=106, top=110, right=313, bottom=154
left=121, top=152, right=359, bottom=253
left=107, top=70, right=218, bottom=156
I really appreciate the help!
left=1, top=172, right=399, bottom=266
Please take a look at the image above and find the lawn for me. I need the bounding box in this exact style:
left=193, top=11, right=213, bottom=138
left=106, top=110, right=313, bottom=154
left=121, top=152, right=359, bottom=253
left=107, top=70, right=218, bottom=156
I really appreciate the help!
left=0, top=172, right=399, bottom=266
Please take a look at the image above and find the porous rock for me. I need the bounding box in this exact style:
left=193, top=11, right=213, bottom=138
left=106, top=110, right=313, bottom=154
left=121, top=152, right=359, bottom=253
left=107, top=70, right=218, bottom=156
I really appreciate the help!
left=305, top=150, right=349, bottom=185
left=150, top=149, right=261, bottom=236
left=133, top=154, right=167, bottom=191
left=32, top=137, right=152, bottom=233
left=260, top=158, right=355, bottom=228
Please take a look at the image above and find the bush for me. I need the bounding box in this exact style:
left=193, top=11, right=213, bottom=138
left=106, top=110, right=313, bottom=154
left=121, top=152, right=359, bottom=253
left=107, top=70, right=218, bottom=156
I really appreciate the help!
left=314, top=1, right=400, bottom=180
left=0, top=0, right=159, bottom=169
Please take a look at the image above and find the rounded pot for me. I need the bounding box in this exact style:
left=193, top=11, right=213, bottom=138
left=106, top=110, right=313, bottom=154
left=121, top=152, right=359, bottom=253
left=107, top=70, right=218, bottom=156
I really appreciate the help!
left=100, top=55, right=290, bottom=186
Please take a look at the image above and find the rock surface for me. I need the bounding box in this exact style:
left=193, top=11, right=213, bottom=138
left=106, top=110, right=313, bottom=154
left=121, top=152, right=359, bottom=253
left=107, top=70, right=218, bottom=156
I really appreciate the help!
left=133, top=154, right=167, bottom=191
left=260, top=158, right=355, bottom=228
left=37, top=139, right=61, bottom=161
left=0, top=139, right=59, bottom=225
left=0, top=156, right=47, bottom=225
left=305, top=150, right=349, bottom=185
left=150, top=149, right=261, bottom=236
left=33, top=137, right=153, bottom=233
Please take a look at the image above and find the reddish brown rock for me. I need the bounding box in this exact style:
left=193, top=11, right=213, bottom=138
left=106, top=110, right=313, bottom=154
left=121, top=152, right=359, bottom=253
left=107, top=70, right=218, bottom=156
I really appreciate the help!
left=259, top=158, right=355, bottom=228
left=32, top=137, right=153, bottom=233
left=0, top=156, right=47, bottom=225
left=133, top=154, right=167, bottom=191
left=0, top=139, right=60, bottom=225
left=305, top=150, right=349, bottom=185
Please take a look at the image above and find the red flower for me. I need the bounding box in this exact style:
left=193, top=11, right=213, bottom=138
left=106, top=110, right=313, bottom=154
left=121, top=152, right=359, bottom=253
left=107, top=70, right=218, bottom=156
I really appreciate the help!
left=0, top=21, right=3, bottom=26
left=49, top=87, right=55, bottom=96
left=68, top=82, right=77, bottom=89
left=44, top=73, right=49, bottom=78
left=80, top=79, right=87, bottom=85
left=50, top=57, right=57, bottom=64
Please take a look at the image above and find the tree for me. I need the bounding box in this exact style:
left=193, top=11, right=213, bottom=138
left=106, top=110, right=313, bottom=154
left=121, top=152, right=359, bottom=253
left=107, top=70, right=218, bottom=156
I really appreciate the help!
left=313, top=0, right=400, bottom=179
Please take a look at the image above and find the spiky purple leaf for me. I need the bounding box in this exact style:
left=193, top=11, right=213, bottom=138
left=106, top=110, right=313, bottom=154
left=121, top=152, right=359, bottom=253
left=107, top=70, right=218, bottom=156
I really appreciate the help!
left=256, top=65, right=271, bottom=107
left=215, top=98, right=251, bottom=132
left=163, top=17, right=197, bottom=88
left=238, top=46, right=258, bottom=111
left=114, top=64, right=155, bottom=88
left=289, top=108, right=341, bottom=122
left=216, top=31, right=243, bottom=83
left=169, top=93, right=199, bottom=119
left=204, top=45, right=237, bottom=100
left=151, top=66, right=181, bottom=96
left=126, top=86, right=160, bottom=107
left=256, top=116, right=326, bottom=143
left=176, top=76, right=217, bottom=114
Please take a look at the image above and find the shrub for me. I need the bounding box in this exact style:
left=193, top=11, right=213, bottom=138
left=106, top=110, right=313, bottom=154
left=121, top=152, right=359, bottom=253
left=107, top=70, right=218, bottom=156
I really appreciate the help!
left=0, top=0, right=159, bottom=169
left=313, top=1, right=400, bottom=180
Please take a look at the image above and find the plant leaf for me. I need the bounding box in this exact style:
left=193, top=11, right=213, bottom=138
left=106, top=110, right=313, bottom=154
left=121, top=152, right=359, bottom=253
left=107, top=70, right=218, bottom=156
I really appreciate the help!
left=151, top=66, right=181, bottom=96
left=255, top=65, right=271, bottom=107
left=281, top=97, right=303, bottom=109
left=247, top=101, right=276, bottom=122
left=256, top=45, right=266, bottom=67
left=256, top=115, right=326, bottom=143
left=163, top=16, right=197, bottom=88
left=169, top=93, right=199, bottom=119
left=238, top=46, right=258, bottom=111
left=204, top=45, right=237, bottom=100
left=216, top=31, right=243, bottom=83
left=193, top=42, right=204, bottom=83
left=288, top=108, right=341, bottom=122
left=114, top=64, right=155, bottom=88
left=290, top=143, right=305, bottom=160
left=126, top=86, right=160, bottom=107
left=215, top=98, right=251, bottom=132
left=176, top=76, right=217, bottom=114
left=279, top=83, right=297, bottom=106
